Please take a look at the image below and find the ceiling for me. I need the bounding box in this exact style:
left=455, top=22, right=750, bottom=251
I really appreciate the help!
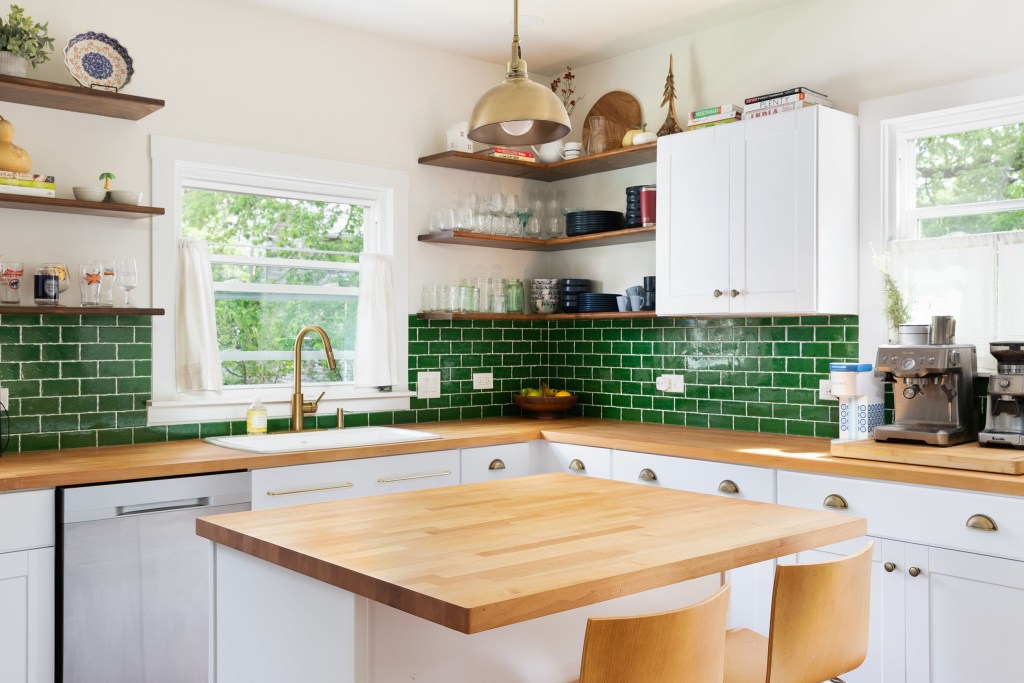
left=234, top=0, right=799, bottom=74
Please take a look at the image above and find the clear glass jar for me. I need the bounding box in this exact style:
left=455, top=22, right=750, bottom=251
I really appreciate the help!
left=506, top=278, right=525, bottom=314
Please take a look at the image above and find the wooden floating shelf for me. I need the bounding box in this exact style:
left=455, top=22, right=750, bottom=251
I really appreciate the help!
left=417, top=311, right=657, bottom=322
left=0, top=306, right=164, bottom=316
left=0, top=194, right=164, bottom=219
left=0, top=74, right=164, bottom=120
left=417, top=142, right=657, bottom=182
left=418, top=226, right=656, bottom=251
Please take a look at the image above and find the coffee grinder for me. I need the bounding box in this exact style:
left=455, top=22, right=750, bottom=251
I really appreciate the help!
left=978, top=341, right=1024, bottom=449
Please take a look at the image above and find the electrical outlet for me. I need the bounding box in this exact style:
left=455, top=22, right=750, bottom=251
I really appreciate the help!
left=656, top=374, right=686, bottom=393
left=655, top=375, right=671, bottom=391
left=472, top=373, right=494, bottom=390
left=819, top=379, right=838, bottom=401
left=0, top=387, right=7, bottom=406
left=417, top=371, right=441, bottom=399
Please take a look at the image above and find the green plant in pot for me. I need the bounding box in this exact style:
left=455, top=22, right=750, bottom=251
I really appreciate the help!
left=0, top=5, right=54, bottom=77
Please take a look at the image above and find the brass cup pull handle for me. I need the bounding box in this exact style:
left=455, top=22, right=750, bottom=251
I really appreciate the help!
left=488, top=459, right=507, bottom=471
left=729, top=289, right=740, bottom=298
left=639, top=468, right=658, bottom=482
left=713, top=289, right=724, bottom=298
left=884, top=562, right=897, bottom=573
left=909, top=567, right=922, bottom=578
left=966, top=514, right=998, bottom=531
left=568, top=459, right=586, bottom=472
left=718, top=480, right=740, bottom=495
left=823, top=494, right=849, bottom=510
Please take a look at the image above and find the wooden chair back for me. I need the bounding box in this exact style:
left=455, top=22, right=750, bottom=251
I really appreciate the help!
left=578, top=584, right=730, bottom=683
left=765, top=542, right=873, bottom=683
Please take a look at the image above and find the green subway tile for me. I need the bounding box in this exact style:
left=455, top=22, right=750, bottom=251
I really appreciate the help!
left=798, top=316, right=830, bottom=326
left=61, top=361, right=98, bottom=379
left=41, top=315, right=81, bottom=326
left=20, top=397, right=60, bottom=415
left=801, top=405, right=831, bottom=421
left=98, top=429, right=135, bottom=446
left=41, top=344, right=80, bottom=361
left=21, top=327, right=59, bottom=343
left=18, top=432, right=59, bottom=452
left=787, top=389, right=817, bottom=405
left=747, top=402, right=774, bottom=418
left=786, top=420, right=817, bottom=436
left=815, top=422, right=839, bottom=439
left=758, top=418, right=787, bottom=434
left=0, top=314, right=40, bottom=326
left=41, top=414, right=79, bottom=432
left=815, top=326, right=845, bottom=342
left=134, top=360, right=151, bottom=377
left=61, top=395, right=98, bottom=413
left=708, top=414, right=734, bottom=430
left=773, top=342, right=801, bottom=357
left=117, top=377, right=150, bottom=394
left=663, top=410, right=686, bottom=426
left=199, top=421, right=231, bottom=438
left=40, top=379, right=77, bottom=396
left=6, top=380, right=39, bottom=398
left=721, top=401, right=747, bottom=416
left=801, top=343, right=831, bottom=358
left=0, top=364, right=18, bottom=380
left=733, top=416, right=759, bottom=432
left=81, top=344, right=118, bottom=360
left=80, top=378, right=116, bottom=395
left=831, top=342, right=858, bottom=358
left=117, top=411, right=147, bottom=428
left=167, top=423, right=200, bottom=441
left=59, top=431, right=97, bottom=449
left=830, top=315, right=858, bottom=326
left=61, top=326, right=98, bottom=343
left=117, top=316, right=151, bottom=327
left=99, top=327, right=134, bottom=343
left=685, top=413, right=710, bottom=428
left=2, top=344, right=40, bottom=362
left=759, top=388, right=788, bottom=403
left=80, top=412, right=117, bottom=430
left=133, top=426, right=169, bottom=444
left=773, top=403, right=802, bottom=420
left=117, top=344, right=151, bottom=361
left=21, top=362, right=60, bottom=379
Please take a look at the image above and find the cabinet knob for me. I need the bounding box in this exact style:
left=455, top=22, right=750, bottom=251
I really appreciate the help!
left=884, top=562, right=897, bottom=573
left=823, top=494, right=849, bottom=510
left=713, top=289, right=724, bottom=298
left=488, top=459, right=506, bottom=471
left=718, top=480, right=740, bottom=495
left=966, top=514, right=997, bottom=531
left=638, top=468, right=658, bottom=482
left=909, top=566, right=922, bottom=578
left=730, top=289, right=740, bottom=298
left=569, top=459, right=586, bottom=472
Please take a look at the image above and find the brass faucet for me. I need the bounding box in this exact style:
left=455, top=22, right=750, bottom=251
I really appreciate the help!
left=291, top=325, right=337, bottom=432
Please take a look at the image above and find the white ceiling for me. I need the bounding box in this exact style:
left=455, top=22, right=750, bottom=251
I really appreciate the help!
left=234, top=0, right=799, bottom=74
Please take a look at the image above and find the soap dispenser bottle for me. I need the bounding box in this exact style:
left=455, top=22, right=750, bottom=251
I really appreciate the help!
left=246, top=397, right=268, bottom=435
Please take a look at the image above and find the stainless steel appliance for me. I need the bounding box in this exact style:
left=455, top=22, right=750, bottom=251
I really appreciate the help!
left=874, top=343, right=978, bottom=446
left=979, top=341, right=1024, bottom=448
left=60, top=471, right=250, bottom=682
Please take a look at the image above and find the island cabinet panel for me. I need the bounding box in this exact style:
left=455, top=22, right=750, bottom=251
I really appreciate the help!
left=536, top=443, right=611, bottom=478
left=460, top=444, right=531, bottom=484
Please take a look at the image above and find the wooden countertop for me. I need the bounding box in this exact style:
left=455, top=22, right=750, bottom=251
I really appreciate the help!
left=196, top=473, right=866, bottom=633
left=3, top=417, right=1024, bottom=496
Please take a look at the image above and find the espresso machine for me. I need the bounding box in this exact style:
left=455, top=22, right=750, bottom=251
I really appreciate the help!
left=978, top=341, right=1024, bottom=448
left=874, top=317, right=977, bottom=446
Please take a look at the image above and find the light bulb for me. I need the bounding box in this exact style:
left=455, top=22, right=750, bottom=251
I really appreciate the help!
left=499, top=120, right=535, bottom=136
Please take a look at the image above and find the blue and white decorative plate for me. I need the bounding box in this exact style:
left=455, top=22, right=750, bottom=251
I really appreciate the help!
left=64, top=32, right=134, bottom=92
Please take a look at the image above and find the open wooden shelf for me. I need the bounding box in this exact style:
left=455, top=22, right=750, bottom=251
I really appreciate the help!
left=417, top=142, right=657, bottom=182
left=0, top=194, right=164, bottom=219
left=0, top=74, right=164, bottom=120
left=0, top=306, right=164, bottom=316
left=418, top=226, right=655, bottom=251
left=417, top=311, right=657, bottom=322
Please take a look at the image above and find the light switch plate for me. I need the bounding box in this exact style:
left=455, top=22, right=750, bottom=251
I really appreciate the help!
left=472, top=373, right=494, bottom=390
left=656, top=374, right=686, bottom=393
left=417, top=372, right=441, bottom=399
left=0, top=387, right=7, bottom=406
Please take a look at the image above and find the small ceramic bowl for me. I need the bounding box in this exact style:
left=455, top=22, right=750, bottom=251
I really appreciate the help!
left=109, top=190, right=143, bottom=206
left=73, top=187, right=107, bottom=203
left=532, top=299, right=557, bottom=314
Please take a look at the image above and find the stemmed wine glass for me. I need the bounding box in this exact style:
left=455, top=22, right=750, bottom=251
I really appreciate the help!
left=115, top=258, right=138, bottom=307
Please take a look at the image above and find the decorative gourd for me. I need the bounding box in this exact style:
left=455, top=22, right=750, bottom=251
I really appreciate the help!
left=622, top=128, right=642, bottom=147
left=0, top=115, right=32, bottom=173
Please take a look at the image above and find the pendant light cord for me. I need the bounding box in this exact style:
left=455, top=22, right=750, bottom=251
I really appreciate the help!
left=508, top=0, right=523, bottom=75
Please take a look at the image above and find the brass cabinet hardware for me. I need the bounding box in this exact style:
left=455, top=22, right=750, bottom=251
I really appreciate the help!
left=488, top=459, right=507, bottom=470
left=718, top=480, right=740, bottom=495
left=884, top=562, right=897, bottom=573
left=569, top=459, right=586, bottom=472
left=266, top=482, right=353, bottom=497
left=638, top=468, right=658, bottom=482
left=377, top=471, right=452, bottom=484
left=713, top=289, right=724, bottom=298
left=966, top=514, right=998, bottom=531
left=823, top=494, right=849, bottom=510
left=909, top=567, right=921, bottom=578
left=730, top=289, right=740, bottom=297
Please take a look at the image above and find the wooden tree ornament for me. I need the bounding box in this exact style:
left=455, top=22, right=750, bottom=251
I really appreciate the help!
left=657, top=55, right=683, bottom=137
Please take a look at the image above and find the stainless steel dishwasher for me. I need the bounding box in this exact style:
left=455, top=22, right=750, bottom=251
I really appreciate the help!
left=59, top=471, right=251, bottom=682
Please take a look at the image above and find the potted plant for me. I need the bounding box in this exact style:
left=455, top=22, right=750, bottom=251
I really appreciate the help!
left=0, top=4, right=54, bottom=77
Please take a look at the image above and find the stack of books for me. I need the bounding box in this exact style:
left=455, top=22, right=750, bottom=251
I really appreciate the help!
left=0, top=171, right=56, bottom=198
left=742, top=87, right=832, bottom=120
left=476, top=147, right=536, bottom=162
left=687, top=104, right=743, bottom=131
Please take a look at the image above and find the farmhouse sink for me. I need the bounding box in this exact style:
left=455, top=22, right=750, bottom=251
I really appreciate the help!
left=205, top=427, right=442, bottom=454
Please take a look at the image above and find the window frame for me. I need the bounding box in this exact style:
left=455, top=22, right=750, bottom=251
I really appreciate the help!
left=149, top=136, right=411, bottom=426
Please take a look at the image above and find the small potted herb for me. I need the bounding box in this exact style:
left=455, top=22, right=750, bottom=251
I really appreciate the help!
left=0, top=5, right=54, bottom=77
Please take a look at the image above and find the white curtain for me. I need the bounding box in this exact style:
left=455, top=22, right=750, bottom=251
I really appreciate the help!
left=176, top=239, right=223, bottom=393
left=354, top=253, right=398, bottom=388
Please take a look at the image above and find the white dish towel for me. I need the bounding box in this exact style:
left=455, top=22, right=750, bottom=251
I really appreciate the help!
left=354, top=252, right=398, bottom=388
left=176, top=239, right=223, bottom=393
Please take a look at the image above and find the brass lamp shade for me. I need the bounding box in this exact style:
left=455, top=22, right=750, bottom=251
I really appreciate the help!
left=468, top=76, right=570, bottom=146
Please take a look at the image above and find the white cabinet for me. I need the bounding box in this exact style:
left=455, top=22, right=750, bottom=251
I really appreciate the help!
left=656, top=106, right=857, bottom=315
left=461, top=444, right=531, bottom=484
left=0, top=490, right=54, bottom=683
left=535, top=443, right=611, bottom=478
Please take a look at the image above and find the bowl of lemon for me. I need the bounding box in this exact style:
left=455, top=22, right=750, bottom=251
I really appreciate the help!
left=513, top=385, right=577, bottom=419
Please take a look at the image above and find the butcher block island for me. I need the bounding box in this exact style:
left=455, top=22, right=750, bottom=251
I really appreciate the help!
left=197, top=473, right=865, bottom=682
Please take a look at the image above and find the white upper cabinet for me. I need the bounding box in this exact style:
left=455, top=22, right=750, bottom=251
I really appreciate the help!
left=656, top=106, right=858, bottom=315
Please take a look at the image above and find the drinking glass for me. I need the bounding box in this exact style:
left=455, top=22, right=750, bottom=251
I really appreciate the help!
left=97, top=261, right=116, bottom=307
left=0, top=261, right=23, bottom=304
left=116, top=258, right=139, bottom=307
left=79, top=263, right=102, bottom=307
left=41, top=263, right=70, bottom=293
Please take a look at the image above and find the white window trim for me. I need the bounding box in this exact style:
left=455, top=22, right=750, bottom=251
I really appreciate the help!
left=148, top=136, right=411, bottom=425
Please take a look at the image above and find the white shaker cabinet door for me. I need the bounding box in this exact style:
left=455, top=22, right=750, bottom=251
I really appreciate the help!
left=0, top=547, right=54, bottom=683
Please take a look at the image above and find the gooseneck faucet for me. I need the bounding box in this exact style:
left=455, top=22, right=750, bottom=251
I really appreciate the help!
left=291, top=325, right=337, bottom=432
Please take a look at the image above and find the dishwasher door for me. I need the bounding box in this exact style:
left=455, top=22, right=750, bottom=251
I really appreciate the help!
left=61, top=472, right=251, bottom=683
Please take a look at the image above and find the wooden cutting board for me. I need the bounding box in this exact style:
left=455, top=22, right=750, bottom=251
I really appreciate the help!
left=582, top=91, right=643, bottom=154
left=831, top=439, right=1024, bottom=474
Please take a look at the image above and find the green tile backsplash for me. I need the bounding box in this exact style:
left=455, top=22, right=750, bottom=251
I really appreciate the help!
left=0, top=313, right=857, bottom=454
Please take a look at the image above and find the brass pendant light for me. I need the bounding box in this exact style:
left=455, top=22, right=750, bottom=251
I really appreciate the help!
left=468, top=0, right=571, bottom=146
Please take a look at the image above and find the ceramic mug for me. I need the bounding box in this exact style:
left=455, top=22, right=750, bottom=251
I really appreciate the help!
left=561, top=142, right=584, bottom=160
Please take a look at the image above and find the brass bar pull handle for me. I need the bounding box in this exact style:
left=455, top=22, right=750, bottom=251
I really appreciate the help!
left=267, top=482, right=354, bottom=497
left=639, top=468, right=657, bottom=482
left=718, top=480, right=740, bottom=495
left=377, top=471, right=452, bottom=484
left=909, top=567, right=922, bottom=578
left=569, top=459, right=586, bottom=472
left=713, top=289, right=724, bottom=298
left=966, top=514, right=997, bottom=531
left=884, top=562, right=897, bottom=573
left=823, top=494, right=849, bottom=510
left=488, top=459, right=507, bottom=470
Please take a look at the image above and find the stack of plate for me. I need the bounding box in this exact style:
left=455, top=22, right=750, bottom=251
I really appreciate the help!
left=559, top=278, right=591, bottom=314
left=625, top=186, right=644, bottom=228
left=577, top=292, right=621, bottom=313
left=565, top=210, right=626, bottom=237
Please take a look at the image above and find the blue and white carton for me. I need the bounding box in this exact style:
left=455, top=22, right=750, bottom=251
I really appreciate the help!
left=830, top=363, right=885, bottom=441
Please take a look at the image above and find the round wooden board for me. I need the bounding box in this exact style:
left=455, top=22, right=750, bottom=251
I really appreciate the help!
left=582, top=91, right=643, bottom=154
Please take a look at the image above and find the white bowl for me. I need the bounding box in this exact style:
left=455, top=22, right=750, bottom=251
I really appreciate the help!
left=73, top=187, right=106, bottom=203
left=109, top=190, right=143, bottom=206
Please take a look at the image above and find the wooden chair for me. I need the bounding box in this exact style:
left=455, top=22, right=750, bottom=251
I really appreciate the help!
left=577, top=584, right=731, bottom=683
left=724, top=542, right=873, bottom=683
